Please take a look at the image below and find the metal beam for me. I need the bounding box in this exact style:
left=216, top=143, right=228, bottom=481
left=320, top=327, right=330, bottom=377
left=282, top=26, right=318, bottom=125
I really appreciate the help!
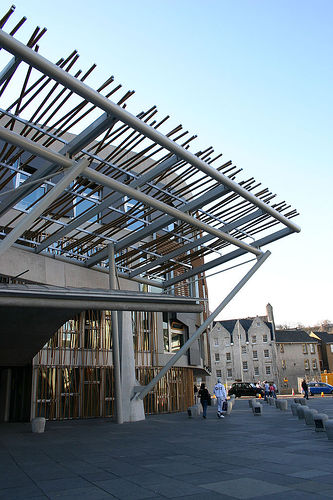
left=0, top=128, right=255, bottom=261
left=129, top=208, right=264, bottom=278
left=36, top=154, right=179, bottom=254
left=86, top=184, right=230, bottom=267
left=0, top=29, right=301, bottom=234
left=163, top=227, right=294, bottom=288
left=83, top=168, right=262, bottom=256
left=0, top=56, right=20, bottom=85
left=138, top=251, right=271, bottom=400
left=0, top=111, right=118, bottom=216
left=0, top=159, right=89, bottom=258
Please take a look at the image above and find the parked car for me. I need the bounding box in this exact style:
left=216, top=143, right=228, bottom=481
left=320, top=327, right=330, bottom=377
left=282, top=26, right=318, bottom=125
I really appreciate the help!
left=308, top=382, right=333, bottom=395
left=228, top=382, right=264, bottom=398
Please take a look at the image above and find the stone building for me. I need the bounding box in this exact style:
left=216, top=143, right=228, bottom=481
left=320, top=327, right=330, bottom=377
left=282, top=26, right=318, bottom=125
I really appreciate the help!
left=309, top=331, right=333, bottom=372
left=275, top=330, right=321, bottom=394
left=208, top=314, right=277, bottom=394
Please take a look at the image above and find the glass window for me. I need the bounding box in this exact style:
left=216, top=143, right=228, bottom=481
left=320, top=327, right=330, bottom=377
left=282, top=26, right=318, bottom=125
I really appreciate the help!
left=252, top=336, right=257, bottom=344
left=282, top=360, right=286, bottom=369
left=280, top=344, right=284, bottom=353
left=74, top=187, right=100, bottom=221
left=331, top=345, right=333, bottom=353
left=241, top=346, right=246, bottom=354
left=310, top=344, right=315, bottom=354
left=312, top=359, right=317, bottom=370
left=214, top=338, right=219, bottom=346
left=303, top=344, right=308, bottom=354
left=226, top=352, right=231, bottom=361
left=216, top=369, right=222, bottom=378
left=15, top=171, right=46, bottom=211
left=254, top=366, right=259, bottom=376
left=264, top=349, right=269, bottom=358
left=304, top=359, right=310, bottom=370
left=215, top=353, right=220, bottom=362
left=265, top=366, right=271, bottom=375
left=124, top=197, right=146, bottom=230
left=263, top=334, right=268, bottom=343
left=243, top=361, right=248, bottom=370
left=227, top=368, right=232, bottom=378
left=253, top=350, right=258, bottom=359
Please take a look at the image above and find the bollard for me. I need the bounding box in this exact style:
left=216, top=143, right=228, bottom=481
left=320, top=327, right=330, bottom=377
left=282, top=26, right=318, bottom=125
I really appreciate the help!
left=303, top=408, right=318, bottom=426
left=324, top=420, right=333, bottom=440
left=269, top=397, right=274, bottom=406
left=314, top=413, right=329, bottom=432
left=249, top=398, right=255, bottom=408
left=291, top=403, right=300, bottom=416
left=187, top=405, right=201, bottom=417
left=226, top=400, right=233, bottom=415
left=252, top=403, right=262, bottom=416
left=274, top=398, right=279, bottom=408
left=31, top=417, right=46, bottom=433
left=279, top=400, right=288, bottom=411
left=255, top=398, right=263, bottom=405
left=296, top=405, right=307, bottom=420
left=298, top=398, right=307, bottom=406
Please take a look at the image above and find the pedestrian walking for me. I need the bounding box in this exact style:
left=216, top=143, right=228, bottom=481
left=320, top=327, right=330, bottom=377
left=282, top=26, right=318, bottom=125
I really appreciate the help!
left=214, top=378, right=227, bottom=418
left=264, top=381, right=270, bottom=401
left=198, top=382, right=210, bottom=419
left=302, top=379, right=309, bottom=400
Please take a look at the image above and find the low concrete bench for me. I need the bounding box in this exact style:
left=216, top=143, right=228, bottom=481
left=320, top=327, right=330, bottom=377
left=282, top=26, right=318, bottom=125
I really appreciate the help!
left=296, top=405, right=307, bottom=420
left=278, top=399, right=288, bottom=411
left=225, top=400, right=233, bottom=415
left=324, top=420, right=333, bottom=440
left=31, top=417, right=46, bottom=433
left=291, top=402, right=300, bottom=416
left=314, top=413, right=329, bottom=432
left=252, top=403, right=262, bottom=416
left=303, top=408, right=318, bottom=426
left=187, top=405, right=201, bottom=417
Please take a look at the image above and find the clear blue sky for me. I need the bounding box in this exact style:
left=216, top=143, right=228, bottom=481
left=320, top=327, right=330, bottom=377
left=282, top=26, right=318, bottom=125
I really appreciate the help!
left=4, top=0, right=333, bottom=326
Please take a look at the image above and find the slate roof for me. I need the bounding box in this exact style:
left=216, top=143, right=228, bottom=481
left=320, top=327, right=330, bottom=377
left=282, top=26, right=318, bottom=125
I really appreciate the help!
left=275, top=330, right=316, bottom=343
left=213, top=318, right=273, bottom=335
left=311, top=331, right=333, bottom=344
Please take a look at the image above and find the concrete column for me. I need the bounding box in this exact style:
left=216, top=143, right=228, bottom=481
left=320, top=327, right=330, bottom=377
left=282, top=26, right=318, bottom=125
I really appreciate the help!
left=119, top=311, right=145, bottom=422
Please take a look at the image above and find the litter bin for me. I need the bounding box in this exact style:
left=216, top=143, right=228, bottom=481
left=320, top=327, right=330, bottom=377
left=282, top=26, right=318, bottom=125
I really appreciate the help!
left=31, top=417, right=46, bottom=433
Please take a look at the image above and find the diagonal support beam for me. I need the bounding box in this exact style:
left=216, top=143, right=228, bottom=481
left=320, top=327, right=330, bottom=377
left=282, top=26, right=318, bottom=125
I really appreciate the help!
left=129, top=208, right=264, bottom=278
left=137, top=250, right=271, bottom=400
left=86, top=184, right=230, bottom=267
left=163, top=227, right=294, bottom=288
left=36, top=154, right=180, bottom=254
left=0, top=56, right=21, bottom=85
left=0, top=29, right=301, bottom=234
left=0, top=159, right=89, bottom=258
left=0, top=111, right=118, bottom=217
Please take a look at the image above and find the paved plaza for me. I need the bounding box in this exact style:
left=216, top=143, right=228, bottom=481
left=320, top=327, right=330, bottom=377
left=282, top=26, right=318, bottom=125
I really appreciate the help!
left=1, top=397, right=333, bottom=499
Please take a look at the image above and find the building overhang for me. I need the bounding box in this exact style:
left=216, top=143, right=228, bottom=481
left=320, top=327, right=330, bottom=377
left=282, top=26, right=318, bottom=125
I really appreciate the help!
left=0, top=283, right=202, bottom=366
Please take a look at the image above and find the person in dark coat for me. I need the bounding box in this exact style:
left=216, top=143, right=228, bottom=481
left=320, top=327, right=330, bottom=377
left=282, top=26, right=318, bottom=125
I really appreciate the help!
left=198, top=382, right=210, bottom=419
left=302, top=379, right=309, bottom=400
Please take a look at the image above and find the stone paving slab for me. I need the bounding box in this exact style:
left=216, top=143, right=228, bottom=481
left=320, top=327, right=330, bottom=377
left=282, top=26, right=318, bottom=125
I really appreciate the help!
left=1, top=397, right=333, bottom=498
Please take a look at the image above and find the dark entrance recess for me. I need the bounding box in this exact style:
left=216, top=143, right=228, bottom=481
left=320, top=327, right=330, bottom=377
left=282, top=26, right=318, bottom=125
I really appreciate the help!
left=0, top=365, right=32, bottom=422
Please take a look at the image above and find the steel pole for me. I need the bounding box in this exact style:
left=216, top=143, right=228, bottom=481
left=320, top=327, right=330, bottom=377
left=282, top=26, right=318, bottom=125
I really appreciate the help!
left=138, top=250, right=271, bottom=400
left=0, top=30, right=301, bottom=234
left=108, top=243, right=123, bottom=424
